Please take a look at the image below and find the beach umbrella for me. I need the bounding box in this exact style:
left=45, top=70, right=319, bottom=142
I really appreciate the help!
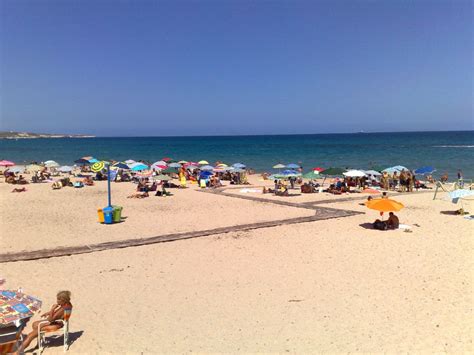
left=200, top=165, right=214, bottom=171
left=162, top=157, right=176, bottom=163
left=364, top=170, right=382, bottom=176
left=44, top=160, right=59, bottom=168
left=320, top=167, right=346, bottom=176
left=303, top=170, right=320, bottom=179
left=312, top=167, right=324, bottom=172
left=124, top=159, right=136, bottom=164
left=130, top=163, right=149, bottom=171
left=286, top=163, right=300, bottom=169
left=152, top=160, right=167, bottom=167
left=273, top=164, right=286, bottom=169
left=91, top=161, right=106, bottom=172
left=162, top=167, right=178, bottom=174
left=343, top=170, right=367, bottom=178
left=154, top=174, right=172, bottom=181
left=414, top=166, right=436, bottom=175
left=112, top=162, right=130, bottom=170
left=151, top=165, right=167, bottom=170
left=74, top=156, right=97, bottom=164
left=185, top=165, right=199, bottom=171
left=232, top=163, right=246, bottom=168
left=178, top=160, right=188, bottom=164
left=281, top=169, right=301, bottom=178
left=168, top=162, right=182, bottom=168
left=199, top=171, right=214, bottom=179
left=0, top=290, right=42, bottom=326
left=216, top=163, right=228, bottom=167
left=383, top=166, right=409, bottom=174
left=365, top=198, right=404, bottom=213
left=269, top=174, right=288, bottom=180
left=0, top=160, right=15, bottom=167
left=8, top=166, right=25, bottom=174
left=198, top=160, right=209, bottom=165
left=58, top=165, right=73, bottom=173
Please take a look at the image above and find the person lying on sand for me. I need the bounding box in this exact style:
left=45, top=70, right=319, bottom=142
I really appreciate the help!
left=11, top=187, right=27, bottom=193
left=83, top=176, right=94, bottom=186
left=17, top=291, right=72, bottom=354
left=128, top=192, right=149, bottom=198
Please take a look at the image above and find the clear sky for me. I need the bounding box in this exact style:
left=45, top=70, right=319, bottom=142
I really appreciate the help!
left=1, top=0, right=472, bottom=136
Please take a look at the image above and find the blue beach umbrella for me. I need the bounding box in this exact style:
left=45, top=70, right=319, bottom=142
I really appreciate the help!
left=232, top=163, right=246, bottom=169
left=113, top=162, right=130, bottom=170
left=199, top=170, right=214, bottom=179
left=130, top=163, right=149, bottom=171
left=200, top=165, right=214, bottom=171
left=414, top=166, right=436, bottom=175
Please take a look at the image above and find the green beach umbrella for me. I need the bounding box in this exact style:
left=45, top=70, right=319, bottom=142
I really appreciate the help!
left=303, top=170, right=320, bottom=179
left=320, top=167, right=346, bottom=176
left=162, top=167, right=178, bottom=174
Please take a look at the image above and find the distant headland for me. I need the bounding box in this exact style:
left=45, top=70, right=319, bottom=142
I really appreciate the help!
left=0, top=131, right=95, bottom=139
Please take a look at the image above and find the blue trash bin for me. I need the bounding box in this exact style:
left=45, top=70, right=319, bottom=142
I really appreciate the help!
left=103, top=206, right=114, bottom=224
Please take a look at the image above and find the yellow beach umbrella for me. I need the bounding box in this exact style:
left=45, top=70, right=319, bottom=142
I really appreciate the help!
left=217, top=163, right=228, bottom=167
left=365, top=198, right=404, bottom=212
left=198, top=160, right=209, bottom=165
left=91, top=161, right=106, bottom=172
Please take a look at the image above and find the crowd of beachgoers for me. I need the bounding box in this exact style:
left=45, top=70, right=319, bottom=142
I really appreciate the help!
left=2, top=156, right=464, bottom=197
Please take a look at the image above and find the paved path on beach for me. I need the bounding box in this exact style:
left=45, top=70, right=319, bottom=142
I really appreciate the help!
left=1, top=187, right=364, bottom=263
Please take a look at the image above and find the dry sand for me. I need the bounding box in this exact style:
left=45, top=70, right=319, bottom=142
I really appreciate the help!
left=0, top=175, right=472, bottom=353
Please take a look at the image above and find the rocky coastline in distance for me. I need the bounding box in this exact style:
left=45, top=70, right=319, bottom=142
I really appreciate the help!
left=0, top=131, right=95, bottom=139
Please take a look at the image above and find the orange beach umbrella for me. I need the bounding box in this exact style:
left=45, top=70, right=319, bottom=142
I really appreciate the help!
left=365, top=198, right=404, bottom=212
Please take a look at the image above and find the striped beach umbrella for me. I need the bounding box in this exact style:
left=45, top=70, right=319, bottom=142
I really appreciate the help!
left=91, top=161, right=106, bottom=172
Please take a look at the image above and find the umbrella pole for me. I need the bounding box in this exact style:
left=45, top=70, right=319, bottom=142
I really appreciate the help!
left=107, top=165, right=112, bottom=207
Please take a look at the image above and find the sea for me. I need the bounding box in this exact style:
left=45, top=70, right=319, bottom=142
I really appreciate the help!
left=1, top=131, right=473, bottom=179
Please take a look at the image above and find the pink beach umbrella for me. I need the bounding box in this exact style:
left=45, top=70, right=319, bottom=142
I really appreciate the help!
left=0, top=160, right=15, bottom=167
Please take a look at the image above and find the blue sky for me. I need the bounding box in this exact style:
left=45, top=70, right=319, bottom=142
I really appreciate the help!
left=1, top=0, right=472, bottom=136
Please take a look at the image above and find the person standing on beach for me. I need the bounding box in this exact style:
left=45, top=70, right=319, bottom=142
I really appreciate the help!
left=457, top=170, right=464, bottom=188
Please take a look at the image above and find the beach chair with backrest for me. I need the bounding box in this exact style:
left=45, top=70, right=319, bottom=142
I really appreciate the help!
left=433, top=181, right=457, bottom=200
left=38, top=305, right=72, bottom=353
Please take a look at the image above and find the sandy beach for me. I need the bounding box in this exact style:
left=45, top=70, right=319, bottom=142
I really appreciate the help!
left=1, top=175, right=472, bottom=353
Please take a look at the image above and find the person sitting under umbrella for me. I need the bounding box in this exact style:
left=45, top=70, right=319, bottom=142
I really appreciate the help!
left=386, top=212, right=399, bottom=229
left=17, top=291, right=72, bottom=354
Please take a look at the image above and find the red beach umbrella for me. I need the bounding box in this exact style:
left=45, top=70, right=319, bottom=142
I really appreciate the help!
left=312, top=167, right=324, bottom=172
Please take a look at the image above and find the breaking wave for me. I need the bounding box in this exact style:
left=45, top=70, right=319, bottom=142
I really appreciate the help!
left=433, top=145, right=474, bottom=148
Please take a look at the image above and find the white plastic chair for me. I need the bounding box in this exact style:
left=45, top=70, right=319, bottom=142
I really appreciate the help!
left=37, top=308, right=71, bottom=353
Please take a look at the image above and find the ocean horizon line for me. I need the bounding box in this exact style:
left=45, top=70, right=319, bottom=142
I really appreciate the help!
left=91, top=129, right=474, bottom=139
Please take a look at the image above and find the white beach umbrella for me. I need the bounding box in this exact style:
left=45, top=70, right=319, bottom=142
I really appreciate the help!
left=44, top=160, right=59, bottom=168
left=364, top=170, right=382, bottom=176
left=125, top=159, right=136, bottom=164
left=9, top=165, right=26, bottom=173
left=343, top=170, right=367, bottom=178
left=58, top=165, right=73, bottom=173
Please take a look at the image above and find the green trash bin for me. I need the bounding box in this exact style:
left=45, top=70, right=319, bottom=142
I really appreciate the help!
left=112, top=205, right=123, bottom=223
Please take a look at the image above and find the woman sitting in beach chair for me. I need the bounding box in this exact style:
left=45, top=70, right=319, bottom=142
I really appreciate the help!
left=17, top=291, right=72, bottom=354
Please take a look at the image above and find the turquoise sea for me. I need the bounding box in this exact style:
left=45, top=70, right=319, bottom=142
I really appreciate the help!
left=1, top=131, right=473, bottom=179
